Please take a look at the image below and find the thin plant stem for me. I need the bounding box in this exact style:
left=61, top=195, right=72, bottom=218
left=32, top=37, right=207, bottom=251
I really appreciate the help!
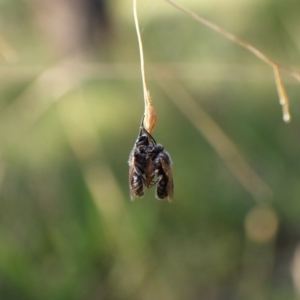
left=133, top=0, right=157, bottom=132
left=164, top=0, right=298, bottom=122
left=273, top=66, right=291, bottom=122
left=133, top=0, right=148, bottom=103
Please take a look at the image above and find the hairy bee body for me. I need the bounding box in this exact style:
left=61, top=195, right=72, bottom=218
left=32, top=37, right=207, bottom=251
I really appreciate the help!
left=130, top=170, right=144, bottom=198
left=128, top=145, right=147, bottom=200
left=128, top=116, right=174, bottom=202
left=156, top=175, right=169, bottom=199
left=147, top=146, right=173, bottom=201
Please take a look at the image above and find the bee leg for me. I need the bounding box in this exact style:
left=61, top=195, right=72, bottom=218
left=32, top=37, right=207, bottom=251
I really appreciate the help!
left=140, top=124, right=157, bottom=145
left=147, top=178, right=159, bottom=188
left=147, top=170, right=161, bottom=188
left=144, top=168, right=160, bottom=189
left=140, top=174, right=150, bottom=186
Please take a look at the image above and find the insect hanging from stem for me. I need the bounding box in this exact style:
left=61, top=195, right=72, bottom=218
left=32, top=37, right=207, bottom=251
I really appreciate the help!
left=128, top=116, right=174, bottom=202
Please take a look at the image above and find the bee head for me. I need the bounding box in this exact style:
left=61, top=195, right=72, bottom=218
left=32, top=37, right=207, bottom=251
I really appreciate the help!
left=147, top=144, right=164, bottom=154
left=136, top=135, right=149, bottom=147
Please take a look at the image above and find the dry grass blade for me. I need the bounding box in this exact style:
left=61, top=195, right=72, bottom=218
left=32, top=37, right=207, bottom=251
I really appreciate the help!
left=273, top=66, right=291, bottom=122
left=133, top=0, right=157, bottom=132
left=164, top=0, right=299, bottom=122
left=158, top=78, right=273, bottom=204
left=164, top=0, right=272, bottom=65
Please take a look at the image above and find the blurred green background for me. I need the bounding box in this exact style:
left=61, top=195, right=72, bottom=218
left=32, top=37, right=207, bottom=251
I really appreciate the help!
left=1, top=0, right=300, bottom=299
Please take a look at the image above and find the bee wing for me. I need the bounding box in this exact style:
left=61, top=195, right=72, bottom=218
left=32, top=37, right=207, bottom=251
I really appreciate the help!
left=128, top=150, right=137, bottom=200
left=144, top=156, right=155, bottom=187
left=161, top=158, right=174, bottom=202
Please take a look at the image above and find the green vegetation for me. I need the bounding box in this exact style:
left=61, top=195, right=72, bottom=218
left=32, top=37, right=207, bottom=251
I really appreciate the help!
left=0, top=0, right=300, bottom=299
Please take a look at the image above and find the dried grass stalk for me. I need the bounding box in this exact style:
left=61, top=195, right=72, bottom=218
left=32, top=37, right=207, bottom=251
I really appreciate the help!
left=133, top=0, right=157, bottom=132
left=164, top=0, right=300, bottom=123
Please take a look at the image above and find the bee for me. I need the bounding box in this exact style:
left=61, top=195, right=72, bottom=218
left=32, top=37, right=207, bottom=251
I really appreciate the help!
left=128, top=148, right=146, bottom=199
left=128, top=116, right=174, bottom=202
left=128, top=118, right=154, bottom=200
left=147, top=144, right=174, bottom=202
left=128, top=140, right=147, bottom=200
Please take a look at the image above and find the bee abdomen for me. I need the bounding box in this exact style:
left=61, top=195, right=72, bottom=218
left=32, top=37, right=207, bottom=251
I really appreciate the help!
left=131, top=172, right=144, bottom=198
left=156, top=176, right=168, bottom=199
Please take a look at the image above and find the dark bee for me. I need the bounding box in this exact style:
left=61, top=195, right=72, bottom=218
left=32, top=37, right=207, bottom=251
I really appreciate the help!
left=128, top=140, right=147, bottom=200
left=147, top=144, right=174, bottom=202
left=128, top=118, right=153, bottom=200
left=128, top=148, right=146, bottom=199
left=128, top=116, right=174, bottom=202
